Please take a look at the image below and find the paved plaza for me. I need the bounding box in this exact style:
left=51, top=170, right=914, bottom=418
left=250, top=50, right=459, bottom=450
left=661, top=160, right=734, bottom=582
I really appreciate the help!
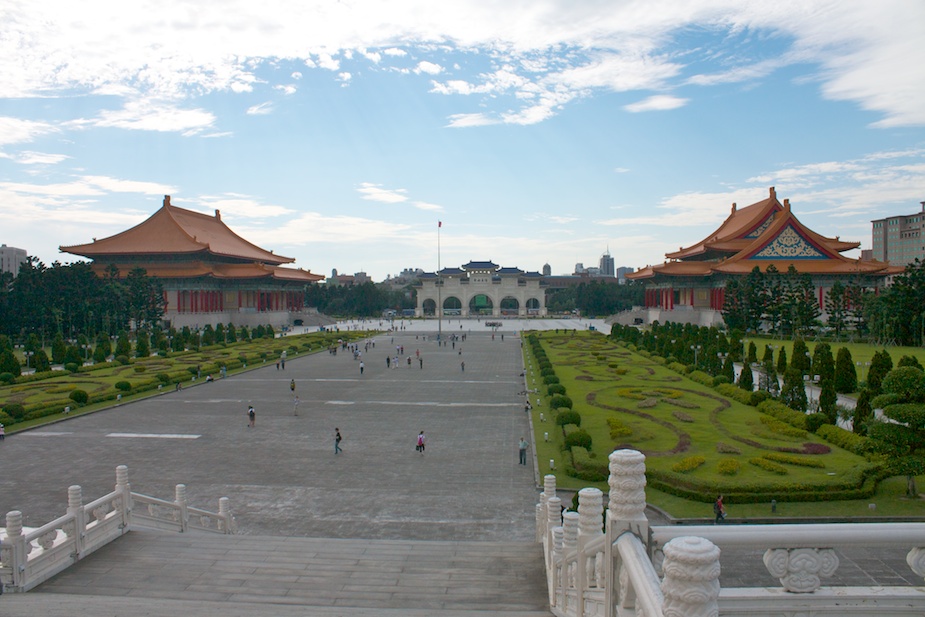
left=0, top=316, right=919, bottom=598
left=1, top=319, right=606, bottom=540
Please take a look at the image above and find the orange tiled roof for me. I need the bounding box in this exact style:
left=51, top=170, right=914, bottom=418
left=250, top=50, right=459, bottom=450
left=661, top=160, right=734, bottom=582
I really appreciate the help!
left=87, top=260, right=323, bottom=282
left=627, top=188, right=902, bottom=281
left=61, top=196, right=294, bottom=265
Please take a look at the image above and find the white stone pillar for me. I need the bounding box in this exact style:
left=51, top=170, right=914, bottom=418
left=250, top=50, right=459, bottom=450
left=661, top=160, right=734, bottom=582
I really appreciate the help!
left=175, top=484, right=189, bottom=532
left=219, top=497, right=234, bottom=534
left=661, top=536, right=721, bottom=617
left=563, top=511, right=580, bottom=554
left=578, top=487, right=604, bottom=547
left=546, top=496, right=562, bottom=571
left=3, top=510, right=27, bottom=592
left=66, top=485, right=86, bottom=557
left=115, top=465, right=132, bottom=530
left=607, top=449, right=648, bottom=534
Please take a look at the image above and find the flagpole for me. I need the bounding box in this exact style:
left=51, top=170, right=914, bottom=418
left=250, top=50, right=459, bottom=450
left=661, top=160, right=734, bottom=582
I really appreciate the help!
left=437, top=221, right=442, bottom=342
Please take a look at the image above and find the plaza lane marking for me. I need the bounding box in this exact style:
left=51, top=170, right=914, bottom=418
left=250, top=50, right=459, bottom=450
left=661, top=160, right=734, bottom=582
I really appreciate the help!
left=20, top=431, right=74, bottom=436
left=106, top=433, right=201, bottom=439
left=325, top=400, right=513, bottom=407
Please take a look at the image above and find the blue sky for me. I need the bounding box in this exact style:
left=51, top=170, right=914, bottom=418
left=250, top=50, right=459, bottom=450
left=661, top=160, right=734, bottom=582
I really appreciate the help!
left=1, top=0, right=924, bottom=281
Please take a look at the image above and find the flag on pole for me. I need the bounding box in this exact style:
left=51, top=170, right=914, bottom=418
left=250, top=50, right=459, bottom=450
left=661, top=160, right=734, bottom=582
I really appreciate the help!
left=438, top=221, right=442, bottom=228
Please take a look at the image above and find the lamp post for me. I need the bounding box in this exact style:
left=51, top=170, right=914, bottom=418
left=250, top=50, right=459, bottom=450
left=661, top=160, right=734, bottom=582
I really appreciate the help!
left=24, top=350, right=34, bottom=370
left=690, top=344, right=701, bottom=367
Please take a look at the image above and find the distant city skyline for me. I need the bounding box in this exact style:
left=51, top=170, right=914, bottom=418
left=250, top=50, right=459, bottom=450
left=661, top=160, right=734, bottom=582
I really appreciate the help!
left=1, top=2, right=923, bottom=281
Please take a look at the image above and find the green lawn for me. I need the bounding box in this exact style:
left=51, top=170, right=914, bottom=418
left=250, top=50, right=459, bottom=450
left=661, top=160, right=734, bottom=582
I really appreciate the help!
left=524, top=331, right=924, bottom=518
left=1, top=330, right=373, bottom=430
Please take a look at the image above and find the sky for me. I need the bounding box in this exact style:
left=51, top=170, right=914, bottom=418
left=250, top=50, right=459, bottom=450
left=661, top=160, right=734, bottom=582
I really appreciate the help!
left=1, top=0, right=924, bottom=281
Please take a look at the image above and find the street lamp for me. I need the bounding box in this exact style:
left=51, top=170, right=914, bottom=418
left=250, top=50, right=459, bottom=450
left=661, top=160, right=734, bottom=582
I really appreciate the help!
left=690, top=344, right=702, bottom=367
left=24, top=350, right=34, bottom=370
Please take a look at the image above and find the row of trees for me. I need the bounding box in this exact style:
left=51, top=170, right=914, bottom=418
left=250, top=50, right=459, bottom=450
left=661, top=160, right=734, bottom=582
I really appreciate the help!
left=546, top=280, right=644, bottom=315
left=303, top=281, right=413, bottom=317
left=0, top=259, right=165, bottom=342
left=0, top=322, right=278, bottom=380
left=722, top=259, right=925, bottom=345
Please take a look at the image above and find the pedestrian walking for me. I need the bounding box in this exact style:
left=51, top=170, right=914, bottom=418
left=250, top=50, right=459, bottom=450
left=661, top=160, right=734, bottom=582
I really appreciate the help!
left=290, top=379, right=296, bottom=395
left=334, top=428, right=343, bottom=454
left=293, top=396, right=300, bottom=416
left=461, top=361, right=465, bottom=372
left=359, top=361, right=365, bottom=375
left=416, top=431, right=426, bottom=454
left=419, top=357, right=423, bottom=369
left=713, top=495, right=726, bottom=524
left=386, top=356, right=391, bottom=368
left=0, top=423, right=5, bottom=440
left=519, top=437, right=529, bottom=465
left=247, top=405, right=256, bottom=428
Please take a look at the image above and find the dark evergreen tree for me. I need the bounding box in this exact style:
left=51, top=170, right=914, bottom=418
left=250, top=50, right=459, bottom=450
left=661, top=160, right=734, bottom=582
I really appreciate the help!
left=867, top=349, right=893, bottom=394
left=776, top=347, right=788, bottom=375
left=780, top=367, right=808, bottom=412
left=811, top=342, right=835, bottom=382
left=0, top=350, right=21, bottom=376
left=853, top=388, right=872, bottom=435
left=135, top=331, right=150, bottom=358
left=898, top=355, right=924, bottom=370
left=746, top=341, right=758, bottom=364
left=115, top=331, right=132, bottom=357
left=818, top=378, right=838, bottom=422
left=825, top=280, right=849, bottom=339
left=737, top=361, right=754, bottom=391
left=51, top=333, right=67, bottom=364
left=791, top=339, right=811, bottom=375
left=834, top=347, right=858, bottom=394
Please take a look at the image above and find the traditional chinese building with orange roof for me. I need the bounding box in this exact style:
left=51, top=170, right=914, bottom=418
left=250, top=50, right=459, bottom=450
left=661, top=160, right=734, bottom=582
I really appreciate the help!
left=623, top=187, right=902, bottom=327
left=60, top=196, right=324, bottom=329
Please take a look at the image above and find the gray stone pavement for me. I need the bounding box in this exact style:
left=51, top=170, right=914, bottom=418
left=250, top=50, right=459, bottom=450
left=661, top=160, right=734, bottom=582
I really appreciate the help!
left=0, top=317, right=920, bottom=594
left=0, top=326, right=547, bottom=541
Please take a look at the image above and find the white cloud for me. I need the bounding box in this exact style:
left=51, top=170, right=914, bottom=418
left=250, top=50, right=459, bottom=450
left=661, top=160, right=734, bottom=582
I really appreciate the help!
left=246, top=101, right=274, bottom=115
left=412, top=201, right=443, bottom=212
left=191, top=193, right=295, bottom=218
left=357, top=182, right=408, bottom=203
left=274, top=84, right=297, bottom=95
left=446, top=113, right=497, bottom=128
left=623, top=95, right=688, bottom=113
left=414, top=61, right=443, bottom=75
left=16, top=151, right=69, bottom=165
left=69, top=100, right=216, bottom=134
left=1, top=1, right=921, bottom=128
left=0, top=117, right=57, bottom=146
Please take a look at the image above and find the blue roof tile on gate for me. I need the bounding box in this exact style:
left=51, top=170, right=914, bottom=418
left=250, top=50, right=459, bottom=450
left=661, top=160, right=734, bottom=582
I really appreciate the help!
left=462, top=261, right=499, bottom=271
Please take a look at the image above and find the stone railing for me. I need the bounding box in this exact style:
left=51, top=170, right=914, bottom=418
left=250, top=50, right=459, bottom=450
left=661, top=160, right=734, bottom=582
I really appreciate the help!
left=0, top=465, right=234, bottom=593
left=538, top=449, right=925, bottom=617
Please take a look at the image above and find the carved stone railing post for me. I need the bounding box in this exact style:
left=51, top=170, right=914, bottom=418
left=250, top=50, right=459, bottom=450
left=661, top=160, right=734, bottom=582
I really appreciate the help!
left=578, top=487, right=604, bottom=546
left=175, top=484, right=189, bottom=532
left=539, top=474, right=557, bottom=543
left=218, top=497, right=235, bottom=534
left=546, top=496, right=562, bottom=573
left=908, top=547, right=925, bottom=583
left=115, top=465, right=132, bottom=529
left=763, top=548, right=839, bottom=593
left=2, top=510, right=26, bottom=592
left=661, top=536, right=721, bottom=617
left=66, top=485, right=86, bottom=558
left=550, top=525, right=564, bottom=607
left=607, top=449, right=648, bottom=537
left=563, top=511, right=580, bottom=614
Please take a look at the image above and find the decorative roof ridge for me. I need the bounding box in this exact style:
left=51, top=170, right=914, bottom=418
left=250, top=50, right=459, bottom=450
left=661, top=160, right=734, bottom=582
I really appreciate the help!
left=161, top=196, right=206, bottom=247
left=666, top=187, right=783, bottom=260
left=730, top=204, right=848, bottom=263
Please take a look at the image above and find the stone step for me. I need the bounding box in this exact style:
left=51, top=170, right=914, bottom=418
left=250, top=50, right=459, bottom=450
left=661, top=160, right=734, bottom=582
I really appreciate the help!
left=19, top=529, right=553, bottom=616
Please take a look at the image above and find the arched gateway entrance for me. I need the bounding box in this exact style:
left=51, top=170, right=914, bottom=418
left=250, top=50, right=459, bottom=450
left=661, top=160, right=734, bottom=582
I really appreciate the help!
left=415, top=261, right=547, bottom=318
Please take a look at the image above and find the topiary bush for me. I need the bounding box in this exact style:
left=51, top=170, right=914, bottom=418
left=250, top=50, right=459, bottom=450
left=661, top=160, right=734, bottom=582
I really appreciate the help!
left=564, top=429, right=592, bottom=450
left=64, top=362, right=79, bottom=373
left=717, top=458, right=741, bottom=475
left=805, top=413, right=832, bottom=433
left=156, top=373, right=171, bottom=384
left=0, top=372, right=14, bottom=384
left=115, top=355, right=130, bottom=366
left=549, top=394, right=573, bottom=410
left=2, top=403, right=25, bottom=421
left=555, top=409, right=581, bottom=427
left=115, top=381, right=132, bottom=392
left=547, top=384, right=566, bottom=396
left=671, top=455, right=706, bottom=473
left=69, top=389, right=89, bottom=404
left=543, top=374, right=560, bottom=385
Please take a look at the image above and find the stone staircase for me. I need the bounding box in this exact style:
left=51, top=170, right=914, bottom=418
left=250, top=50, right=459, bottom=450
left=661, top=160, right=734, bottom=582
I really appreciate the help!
left=3, top=529, right=553, bottom=616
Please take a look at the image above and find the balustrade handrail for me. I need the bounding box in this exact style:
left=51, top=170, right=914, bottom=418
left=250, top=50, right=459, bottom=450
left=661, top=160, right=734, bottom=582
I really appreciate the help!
left=615, top=532, right=664, bottom=615
left=1, top=465, right=233, bottom=593
left=539, top=450, right=925, bottom=617
left=652, top=522, right=925, bottom=549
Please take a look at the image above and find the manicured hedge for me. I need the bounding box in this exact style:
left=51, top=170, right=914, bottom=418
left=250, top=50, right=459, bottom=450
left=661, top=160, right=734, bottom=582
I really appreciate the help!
left=757, top=399, right=809, bottom=430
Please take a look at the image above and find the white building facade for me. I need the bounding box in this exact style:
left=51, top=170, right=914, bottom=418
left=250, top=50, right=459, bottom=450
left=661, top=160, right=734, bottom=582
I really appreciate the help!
left=415, top=261, right=547, bottom=318
left=0, top=244, right=27, bottom=277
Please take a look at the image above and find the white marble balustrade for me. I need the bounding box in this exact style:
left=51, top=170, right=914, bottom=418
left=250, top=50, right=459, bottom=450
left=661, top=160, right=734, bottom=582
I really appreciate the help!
left=0, top=465, right=234, bottom=593
left=539, top=449, right=925, bottom=617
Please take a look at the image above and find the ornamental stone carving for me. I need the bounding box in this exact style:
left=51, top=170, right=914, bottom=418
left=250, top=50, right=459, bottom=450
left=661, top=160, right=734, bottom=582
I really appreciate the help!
left=763, top=547, right=839, bottom=593
left=608, top=449, right=647, bottom=519
left=908, top=547, right=925, bottom=582
left=578, top=488, right=604, bottom=539
left=661, top=536, right=721, bottom=617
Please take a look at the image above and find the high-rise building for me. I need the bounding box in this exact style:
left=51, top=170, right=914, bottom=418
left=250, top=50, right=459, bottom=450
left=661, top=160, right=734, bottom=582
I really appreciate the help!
left=0, top=244, right=27, bottom=277
left=599, top=250, right=615, bottom=277
left=871, top=202, right=925, bottom=266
